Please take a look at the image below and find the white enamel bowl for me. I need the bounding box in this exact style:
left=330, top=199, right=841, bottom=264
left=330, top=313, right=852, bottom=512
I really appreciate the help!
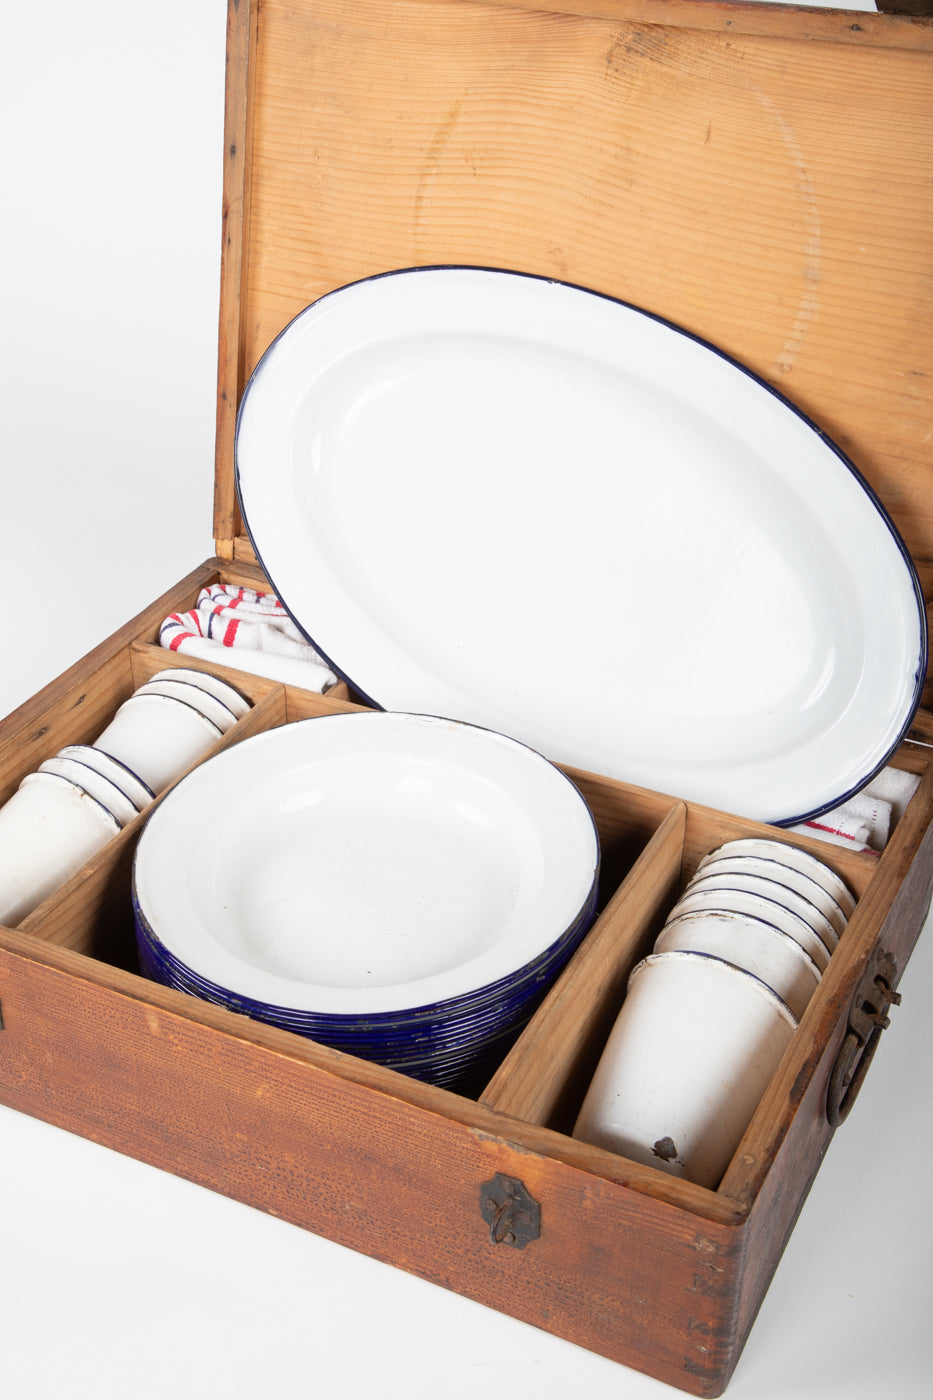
left=695, top=854, right=848, bottom=937
left=56, top=744, right=155, bottom=810
left=697, top=838, right=856, bottom=918
left=681, top=870, right=839, bottom=952
left=667, top=886, right=832, bottom=972
left=572, top=951, right=797, bottom=1190
left=135, top=677, right=240, bottom=732
left=93, top=691, right=224, bottom=794
left=37, top=754, right=139, bottom=828
left=148, top=667, right=252, bottom=718
left=132, top=712, right=600, bottom=1019
left=654, top=910, right=821, bottom=1021
left=0, top=771, right=121, bottom=927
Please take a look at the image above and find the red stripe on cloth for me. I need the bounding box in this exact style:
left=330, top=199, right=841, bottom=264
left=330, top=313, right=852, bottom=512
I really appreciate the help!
left=161, top=614, right=194, bottom=649
left=223, top=617, right=240, bottom=647
left=804, top=820, right=880, bottom=856
left=804, top=820, right=856, bottom=840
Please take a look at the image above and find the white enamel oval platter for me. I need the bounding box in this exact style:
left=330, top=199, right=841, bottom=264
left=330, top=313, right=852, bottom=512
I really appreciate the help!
left=235, top=267, right=926, bottom=824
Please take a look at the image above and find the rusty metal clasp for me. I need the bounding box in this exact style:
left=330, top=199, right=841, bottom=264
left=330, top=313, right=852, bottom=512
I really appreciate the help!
left=827, top=947, right=901, bottom=1127
left=480, top=1173, right=541, bottom=1249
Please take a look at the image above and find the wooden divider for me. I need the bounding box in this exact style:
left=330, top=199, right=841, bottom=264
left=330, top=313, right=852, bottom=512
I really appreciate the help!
left=481, top=802, right=686, bottom=1129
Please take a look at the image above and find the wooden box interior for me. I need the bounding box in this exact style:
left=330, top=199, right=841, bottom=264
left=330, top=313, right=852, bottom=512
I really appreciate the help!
left=2, top=2, right=932, bottom=1396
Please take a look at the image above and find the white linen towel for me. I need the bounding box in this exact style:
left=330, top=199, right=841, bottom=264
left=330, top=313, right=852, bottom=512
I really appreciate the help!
left=791, top=766, right=921, bottom=856
left=160, top=585, right=339, bottom=692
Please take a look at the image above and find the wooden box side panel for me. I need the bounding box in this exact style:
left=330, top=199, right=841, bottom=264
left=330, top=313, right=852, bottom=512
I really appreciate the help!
left=0, top=938, right=744, bottom=1397
left=726, top=807, right=933, bottom=1362
left=216, top=0, right=933, bottom=611
left=718, top=759, right=933, bottom=1209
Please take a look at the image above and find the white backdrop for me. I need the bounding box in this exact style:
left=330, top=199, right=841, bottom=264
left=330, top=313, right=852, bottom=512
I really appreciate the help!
left=1, top=4, right=930, bottom=1398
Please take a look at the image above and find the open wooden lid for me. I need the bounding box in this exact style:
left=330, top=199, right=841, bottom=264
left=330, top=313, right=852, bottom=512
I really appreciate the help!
left=213, top=0, right=933, bottom=693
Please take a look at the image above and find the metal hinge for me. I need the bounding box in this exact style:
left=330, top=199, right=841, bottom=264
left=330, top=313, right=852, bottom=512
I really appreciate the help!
left=827, top=947, right=901, bottom=1127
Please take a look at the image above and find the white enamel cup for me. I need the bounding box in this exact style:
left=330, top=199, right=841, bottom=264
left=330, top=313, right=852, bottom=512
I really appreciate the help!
left=56, top=744, right=155, bottom=810
left=697, top=838, right=856, bottom=918
left=666, top=886, right=832, bottom=973
left=134, top=677, right=240, bottom=732
left=682, top=870, right=839, bottom=952
left=37, top=754, right=139, bottom=828
left=572, top=951, right=797, bottom=1190
left=147, top=667, right=252, bottom=718
left=0, top=771, right=121, bottom=927
left=654, top=910, right=821, bottom=1021
left=694, top=854, right=848, bottom=938
left=92, top=692, right=223, bottom=794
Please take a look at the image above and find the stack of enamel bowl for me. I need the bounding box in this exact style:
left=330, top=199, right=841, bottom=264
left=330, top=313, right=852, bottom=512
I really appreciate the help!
left=0, top=667, right=250, bottom=928
left=0, top=747, right=150, bottom=927
left=573, top=838, right=855, bottom=1189
left=132, top=711, right=600, bottom=1094
left=653, top=837, right=853, bottom=1021
left=93, top=668, right=251, bottom=795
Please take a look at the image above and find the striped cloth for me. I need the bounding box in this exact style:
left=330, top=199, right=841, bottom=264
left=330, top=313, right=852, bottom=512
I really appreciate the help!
left=160, top=585, right=339, bottom=691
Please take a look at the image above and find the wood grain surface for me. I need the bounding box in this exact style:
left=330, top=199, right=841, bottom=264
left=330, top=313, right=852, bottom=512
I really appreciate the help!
left=215, top=0, right=933, bottom=622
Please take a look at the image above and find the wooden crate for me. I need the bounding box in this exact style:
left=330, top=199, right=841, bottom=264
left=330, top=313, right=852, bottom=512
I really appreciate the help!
left=2, top=2, right=932, bottom=1394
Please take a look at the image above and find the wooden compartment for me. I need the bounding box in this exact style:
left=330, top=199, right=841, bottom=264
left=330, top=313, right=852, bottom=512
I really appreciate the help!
left=2, top=2, right=933, bottom=1395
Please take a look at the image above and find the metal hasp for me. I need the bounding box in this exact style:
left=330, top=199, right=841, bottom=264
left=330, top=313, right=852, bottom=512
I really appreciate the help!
left=827, top=947, right=901, bottom=1127
left=480, top=1172, right=541, bottom=1249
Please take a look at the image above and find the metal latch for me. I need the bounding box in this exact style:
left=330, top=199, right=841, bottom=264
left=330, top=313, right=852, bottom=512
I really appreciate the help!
left=480, top=1173, right=541, bottom=1249
left=827, top=947, right=901, bottom=1127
